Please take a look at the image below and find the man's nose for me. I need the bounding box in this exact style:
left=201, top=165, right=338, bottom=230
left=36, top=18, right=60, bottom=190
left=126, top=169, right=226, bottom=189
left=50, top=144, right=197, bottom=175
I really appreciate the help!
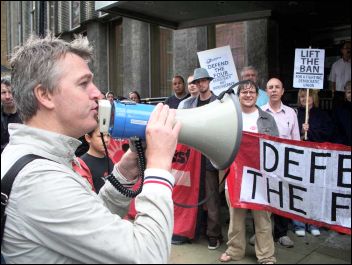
left=91, top=85, right=102, bottom=99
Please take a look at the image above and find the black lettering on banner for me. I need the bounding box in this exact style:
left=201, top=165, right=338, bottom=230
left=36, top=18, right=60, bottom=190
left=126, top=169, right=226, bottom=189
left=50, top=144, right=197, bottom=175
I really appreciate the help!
left=172, top=149, right=190, bottom=164
left=337, top=154, right=351, bottom=188
left=310, top=152, right=331, bottom=184
left=266, top=178, right=283, bottom=208
left=247, top=169, right=263, bottom=199
left=263, top=142, right=278, bottom=172
left=185, top=149, right=190, bottom=162
left=284, top=147, right=304, bottom=181
left=288, top=184, right=307, bottom=215
left=331, top=193, right=351, bottom=221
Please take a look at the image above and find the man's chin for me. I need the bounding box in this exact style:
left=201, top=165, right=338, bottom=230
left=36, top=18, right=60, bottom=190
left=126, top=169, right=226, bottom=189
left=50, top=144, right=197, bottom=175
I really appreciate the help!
left=87, top=120, right=98, bottom=132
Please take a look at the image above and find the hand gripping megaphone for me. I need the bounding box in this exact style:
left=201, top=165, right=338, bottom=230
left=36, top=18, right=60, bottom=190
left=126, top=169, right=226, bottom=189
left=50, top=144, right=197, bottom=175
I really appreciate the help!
left=98, top=92, right=242, bottom=170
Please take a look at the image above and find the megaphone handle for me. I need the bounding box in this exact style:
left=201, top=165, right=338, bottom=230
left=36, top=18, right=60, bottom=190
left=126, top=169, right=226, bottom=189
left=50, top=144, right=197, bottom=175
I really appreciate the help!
left=104, top=138, right=146, bottom=198
left=129, top=136, right=146, bottom=153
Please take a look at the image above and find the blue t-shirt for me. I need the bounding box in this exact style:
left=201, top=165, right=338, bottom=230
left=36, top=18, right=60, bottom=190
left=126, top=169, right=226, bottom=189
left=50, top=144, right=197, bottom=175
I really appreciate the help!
left=256, top=88, right=269, bottom=107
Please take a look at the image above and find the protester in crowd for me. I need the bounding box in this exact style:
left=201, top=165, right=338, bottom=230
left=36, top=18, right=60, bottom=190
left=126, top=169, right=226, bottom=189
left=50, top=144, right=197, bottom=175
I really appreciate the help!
left=106, top=91, right=115, bottom=102
left=239, top=67, right=270, bottom=248
left=296, top=89, right=335, bottom=143
left=128, top=90, right=141, bottom=103
left=164, top=75, right=190, bottom=109
left=240, top=66, right=269, bottom=107
left=75, top=135, right=90, bottom=157
left=1, top=33, right=181, bottom=264
left=293, top=88, right=335, bottom=237
left=332, top=80, right=351, bottom=146
left=220, top=80, right=278, bottom=264
left=73, top=126, right=113, bottom=193
left=178, top=75, right=199, bottom=109
left=168, top=76, right=197, bottom=245
left=1, top=76, right=22, bottom=153
left=329, top=40, right=351, bottom=107
left=259, top=77, right=300, bottom=248
left=178, top=68, right=223, bottom=250
left=76, top=92, right=106, bottom=157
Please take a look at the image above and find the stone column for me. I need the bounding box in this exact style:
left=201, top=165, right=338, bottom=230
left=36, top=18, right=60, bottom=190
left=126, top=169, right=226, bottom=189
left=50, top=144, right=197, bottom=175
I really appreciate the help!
left=173, top=26, right=209, bottom=80
left=123, top=18, right=149, bottom=98
left=87, top=21, right=108, bottom=93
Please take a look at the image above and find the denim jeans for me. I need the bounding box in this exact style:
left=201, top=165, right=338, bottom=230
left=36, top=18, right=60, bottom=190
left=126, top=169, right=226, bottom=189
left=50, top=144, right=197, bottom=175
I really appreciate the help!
left=292, top=220, right=319, bottom=232
left=1, top=254, right=6, bottom=264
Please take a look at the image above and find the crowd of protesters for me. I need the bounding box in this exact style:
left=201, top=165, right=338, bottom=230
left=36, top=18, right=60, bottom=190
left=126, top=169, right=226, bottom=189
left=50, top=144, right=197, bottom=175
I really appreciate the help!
left=1, top=32, right=350, bottom=264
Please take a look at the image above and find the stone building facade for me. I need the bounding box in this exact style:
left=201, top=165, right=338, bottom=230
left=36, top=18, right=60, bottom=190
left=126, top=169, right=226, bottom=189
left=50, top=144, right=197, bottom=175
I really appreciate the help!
left=3, top=1, right=350, bottom=105
left=3, top=1, right=276, bottom=99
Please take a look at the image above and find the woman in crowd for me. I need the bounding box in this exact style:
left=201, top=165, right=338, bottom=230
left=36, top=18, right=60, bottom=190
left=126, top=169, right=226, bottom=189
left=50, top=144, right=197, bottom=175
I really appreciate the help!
left=129, top=90, right=141, bottom=103
left=293, top=89, right=335, bottom=236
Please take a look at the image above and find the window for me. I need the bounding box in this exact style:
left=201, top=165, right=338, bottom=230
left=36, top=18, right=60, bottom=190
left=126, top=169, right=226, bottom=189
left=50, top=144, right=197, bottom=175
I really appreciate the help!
left=71, top=1, right=80, bottom=29
left=152, top=26, right=173, bottom=97
left=30, top=1, right=36, bottom=33
left=17, top=1, right=23, bottom=44
left=47, top=1, right=56, bottom=33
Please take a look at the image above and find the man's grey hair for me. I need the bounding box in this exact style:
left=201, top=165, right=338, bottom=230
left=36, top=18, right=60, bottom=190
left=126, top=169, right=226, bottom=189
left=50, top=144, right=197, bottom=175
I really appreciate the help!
left=9, top=33, right=93, bottom=122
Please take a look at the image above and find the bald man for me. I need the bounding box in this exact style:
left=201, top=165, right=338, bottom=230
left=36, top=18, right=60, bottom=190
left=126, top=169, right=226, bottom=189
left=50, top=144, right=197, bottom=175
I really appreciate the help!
left=260, top=77, right=300, bottom=247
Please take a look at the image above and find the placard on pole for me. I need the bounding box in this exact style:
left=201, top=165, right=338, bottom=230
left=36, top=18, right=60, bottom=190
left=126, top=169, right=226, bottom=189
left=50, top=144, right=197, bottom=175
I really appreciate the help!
left=293, top=48, right=325, bottom=140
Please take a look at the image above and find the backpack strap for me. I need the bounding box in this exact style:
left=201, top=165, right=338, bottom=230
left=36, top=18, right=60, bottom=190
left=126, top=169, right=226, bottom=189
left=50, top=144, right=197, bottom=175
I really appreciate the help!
left=1, top=154, right=47, bottom=245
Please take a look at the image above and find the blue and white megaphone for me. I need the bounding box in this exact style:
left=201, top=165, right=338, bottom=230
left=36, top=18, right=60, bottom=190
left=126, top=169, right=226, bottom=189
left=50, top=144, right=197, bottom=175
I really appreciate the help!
left=98, top=93, right=242, bottom=170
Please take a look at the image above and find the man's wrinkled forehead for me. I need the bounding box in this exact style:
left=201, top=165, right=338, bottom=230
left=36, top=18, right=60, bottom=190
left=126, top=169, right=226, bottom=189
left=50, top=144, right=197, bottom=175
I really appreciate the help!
left=238, top=83, right=257, bottom=92
left=243, top=70, right=256, bottom=77
left=267, top=79, right=283, bottom=88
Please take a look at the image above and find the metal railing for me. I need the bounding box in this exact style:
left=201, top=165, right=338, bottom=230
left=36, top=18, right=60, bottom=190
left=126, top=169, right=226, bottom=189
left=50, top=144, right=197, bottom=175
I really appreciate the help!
left=140, top=97, right=167, bottom=105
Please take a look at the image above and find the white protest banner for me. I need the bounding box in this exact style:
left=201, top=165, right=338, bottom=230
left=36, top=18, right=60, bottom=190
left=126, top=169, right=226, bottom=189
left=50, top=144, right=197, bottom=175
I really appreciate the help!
left=293, top=48, right=325, bottom=89
left=197, top=46, right=238, bottom=95
left=227, top=132, right=351, bottom=235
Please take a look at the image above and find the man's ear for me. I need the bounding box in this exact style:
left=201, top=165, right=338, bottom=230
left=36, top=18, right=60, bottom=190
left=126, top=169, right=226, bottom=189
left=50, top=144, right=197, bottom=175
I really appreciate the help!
left=84, top=134, right=91, bottom=144
left=33, top=84, right=55, bottom=110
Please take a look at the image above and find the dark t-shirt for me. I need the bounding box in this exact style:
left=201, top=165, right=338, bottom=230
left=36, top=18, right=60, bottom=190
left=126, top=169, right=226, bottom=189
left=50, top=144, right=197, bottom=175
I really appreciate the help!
left=332, top=101, right=351, bottom=146
left=80, top=153, right=113, bottom=193
left=165, top=94, right=190, bottom=109
left=196, top=98, right=211, bottom=107
left=1, top=110, right=22, bottom=153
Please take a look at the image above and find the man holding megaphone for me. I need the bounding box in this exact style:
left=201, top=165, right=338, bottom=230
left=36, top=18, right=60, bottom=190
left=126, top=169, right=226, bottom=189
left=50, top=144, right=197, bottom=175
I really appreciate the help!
left=1, top=33, right=181, bottom=264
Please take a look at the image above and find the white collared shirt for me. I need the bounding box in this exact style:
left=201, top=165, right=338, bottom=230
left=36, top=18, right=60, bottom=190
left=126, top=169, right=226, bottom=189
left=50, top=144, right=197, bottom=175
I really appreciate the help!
left=261, top=102, right=300, bottom=140
left=329, top=58, right=351, bottom=92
